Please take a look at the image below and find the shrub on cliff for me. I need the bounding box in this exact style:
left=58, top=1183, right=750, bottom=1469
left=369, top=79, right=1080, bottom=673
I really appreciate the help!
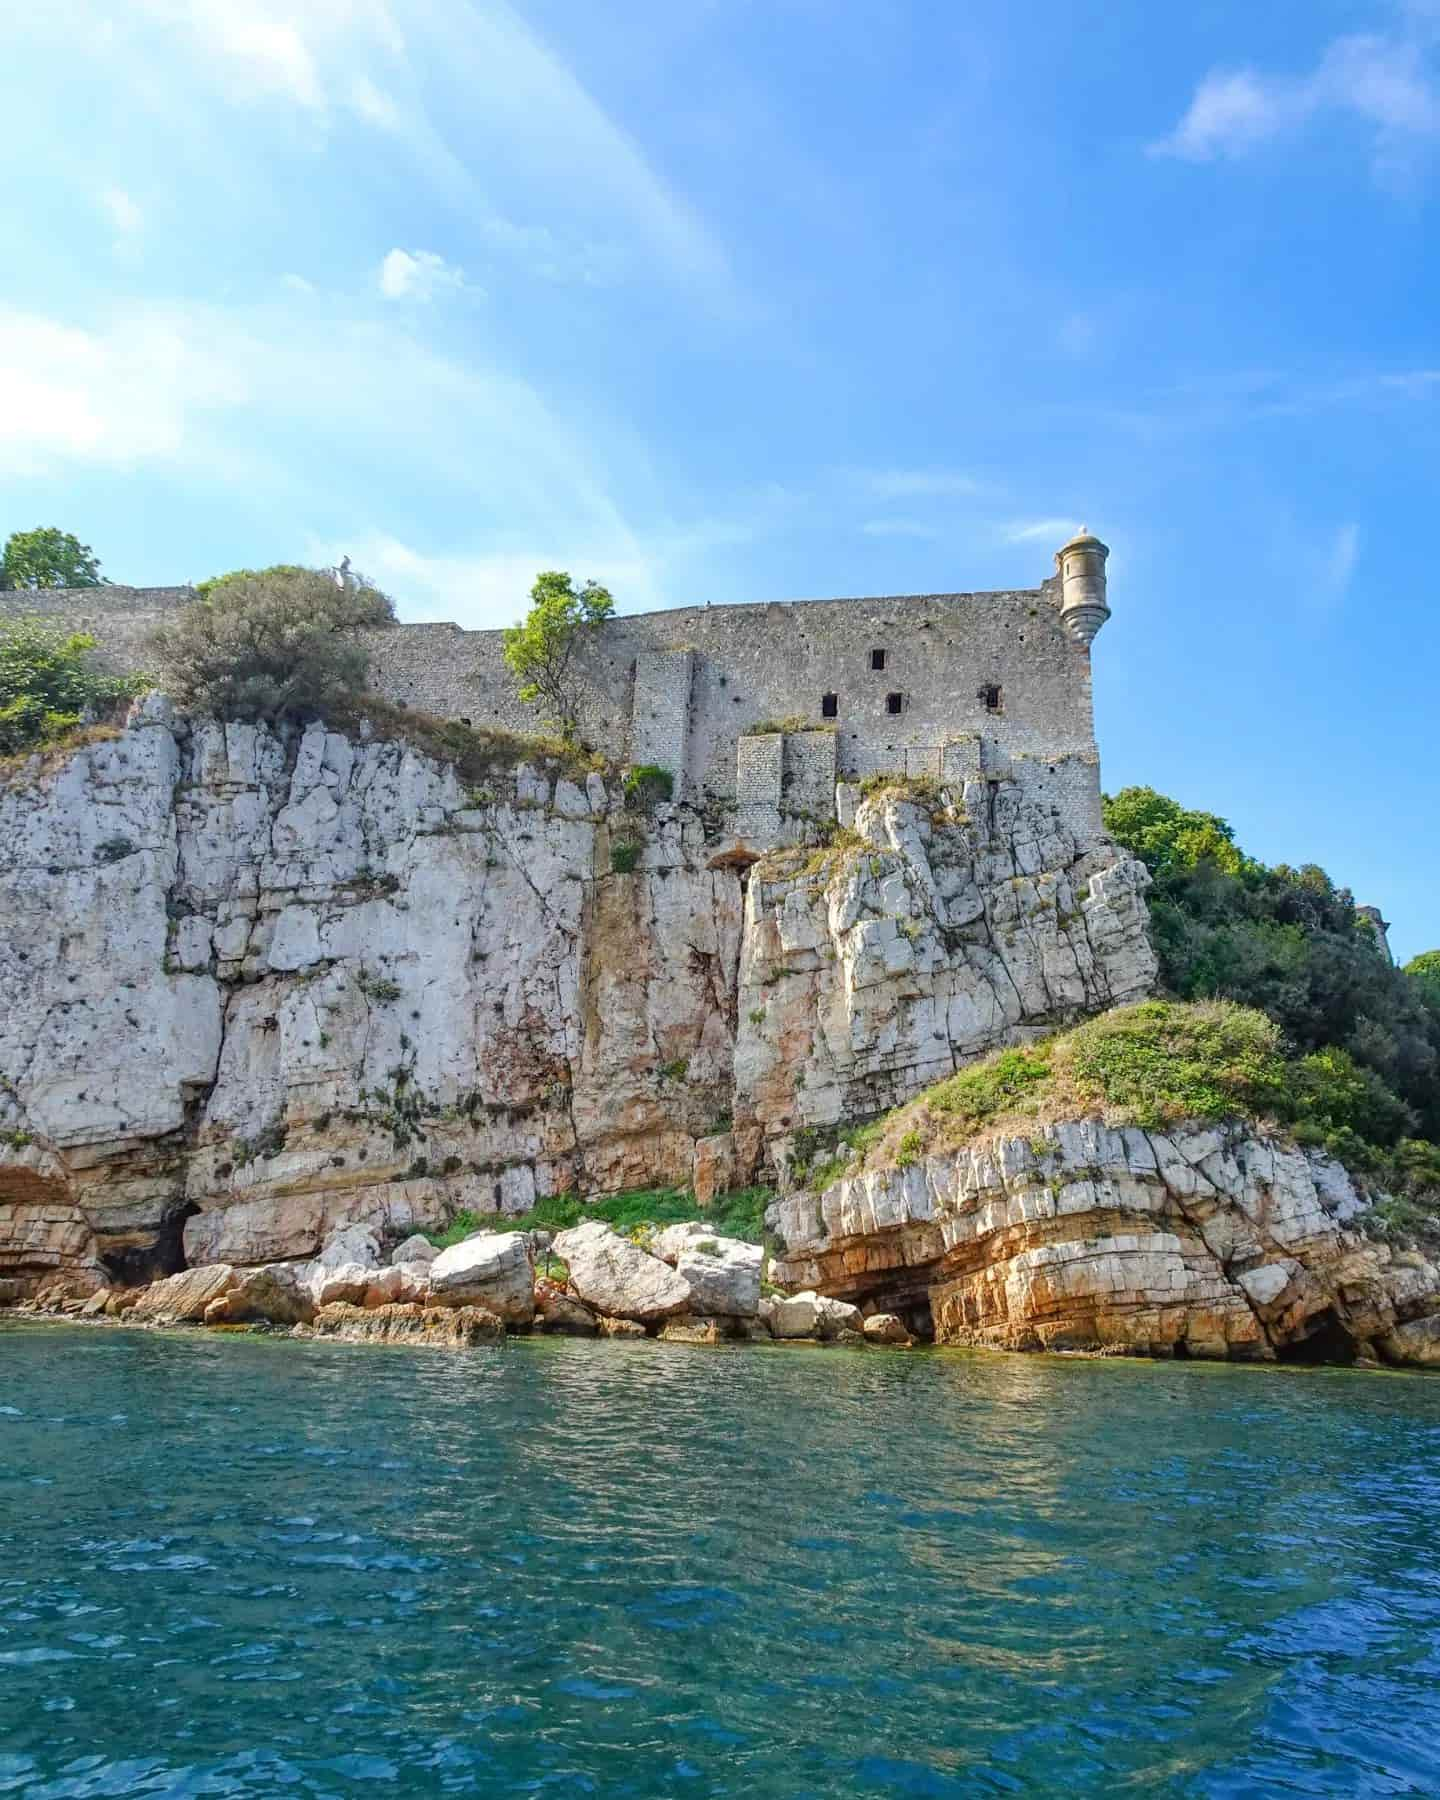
left=0, top=616, right=142, bottom=754
left=503, top=571, right=613, bottom=744
left=148, top=566, right=395, bottom=721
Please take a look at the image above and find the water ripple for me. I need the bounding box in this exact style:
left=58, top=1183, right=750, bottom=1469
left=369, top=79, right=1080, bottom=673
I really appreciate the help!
left=2, top=1324, right=1439, bottom=1796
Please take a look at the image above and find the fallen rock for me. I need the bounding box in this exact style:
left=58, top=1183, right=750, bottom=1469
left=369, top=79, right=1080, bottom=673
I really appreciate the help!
left=1379, top=1314, right=1440, bottom=1367
left=676, top=1236, right=762, bottom=1317
left=129, top=1264, right=238, bottom=1324
left=596, top=1315, right=647, bottom=1338
left=390, top=1234, right=438, bottom=1267
left=429, top=1231, right=535, bottom=1324
left=314, top=1225, right=382, bottom=1272
left=760, top=1292, right=821, bottom=1338
left=534, top=1280, right=597, bottom=1335
left=658, top=1315, right=757, bottom=1345
left=554, top=1220, right=693, bottom=1322
left=311, top=1261, right=373, bottom=1308
left=80, top=1289, right=111, bottom=1318
left=651, top=1221, right=707, bottom=1266
left=309, top=1301, right=503, bottom=1347
left=862, top=1312, right=914, bottom=1346
left=815, top=1295, right=865, bottom=1338
left=206, top=1262, right=317, bottom=1326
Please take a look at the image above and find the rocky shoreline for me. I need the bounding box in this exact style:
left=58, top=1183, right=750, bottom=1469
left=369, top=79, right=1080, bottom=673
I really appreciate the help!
left=7, top=1216, right=917, bottom=1351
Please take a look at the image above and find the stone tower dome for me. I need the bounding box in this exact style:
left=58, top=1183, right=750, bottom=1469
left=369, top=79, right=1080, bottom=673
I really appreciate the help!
left=1056, top=527, right=1110, bottom=646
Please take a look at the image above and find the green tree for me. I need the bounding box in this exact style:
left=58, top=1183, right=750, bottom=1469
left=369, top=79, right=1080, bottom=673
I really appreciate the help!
left=148, top=565, right=394, bottom=722
left=1408, top=951, right=1440, bottom=1006
left=503, top=571, right=614, bottom=742
left=1102, top=785, right=1250, bottom=877
left=1, top=528, right=105, bottom=591
left=0, top=617, right=140, bottom=753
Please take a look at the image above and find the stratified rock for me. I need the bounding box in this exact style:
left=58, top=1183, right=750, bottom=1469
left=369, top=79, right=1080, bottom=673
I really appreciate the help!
left=553, top=1221, right=692, bottom=1322
left=772, top=1120, right=1440, bottom=1364
left=205, top=1262, right=316, bottom=1326
left=596, top=1315, right=647, bottom=1338
left=390, top=1234, right=438, bottom=1266
left=310, top=1301, right=503, bottom=1347
left=534, top=1280, right=597, bottom=1335
left=429, top=1232, right=535, bottom=1323
left=862, top=1313, right=913, bottom=1346
left=129, top=1264, right=238, bottom=1324
left=675, top=1237, right=762, bottom=1317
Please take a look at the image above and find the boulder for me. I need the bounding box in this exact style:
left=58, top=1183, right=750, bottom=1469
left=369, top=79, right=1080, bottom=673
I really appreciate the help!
left=207, top=1262, right=317, bottom=1326
left=651, top=1221, right=707, bottom=1266
left=596, top=1315, right=647, bottom=1338
left=314, top=1225, right=382, bottom=1271
left=311, top=1261, right=373, bottom=1308
left=658, top=1315, right=755, bottom=1345
left=1379, top=1314, right=1440, bottom=1367
left=675, top=1237, right=762, bottom=1317
left=390, top=1234, right=439, bottom=1267
left=129, top=1264, right=238, bottom=1324
left=760, top=1291, right=865, bottom=1340
left=310, top=1301, right=503, bottom=1347
left=553, top=1220, right=693, bottom=1322
left=534, top=1280, right=597, bottom=1335
left=862, top=1312, right=914, bottom=1346
left=429, top=1232, right=535, bottom=1324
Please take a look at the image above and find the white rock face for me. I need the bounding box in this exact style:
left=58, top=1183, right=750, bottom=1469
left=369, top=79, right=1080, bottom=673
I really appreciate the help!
left=771, top=1122, right=1440, bottom=1366
left=675, top=1236, right=762, bottom=1317
left=0, top=714, right=1154, bottom=1296
left=429, top=1232, right=535, bottom=1323
left=553, top=1220, right=693, bottom=1322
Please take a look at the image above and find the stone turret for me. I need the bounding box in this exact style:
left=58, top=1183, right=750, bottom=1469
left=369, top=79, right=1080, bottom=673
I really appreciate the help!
left=1056, top=527, right=1110, bottom=646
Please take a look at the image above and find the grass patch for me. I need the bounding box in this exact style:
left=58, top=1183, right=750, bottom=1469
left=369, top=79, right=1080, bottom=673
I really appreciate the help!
left=0, top=721, right=125, bottom=787
left=425, top=1183, right=774, bottom=1250
left=610, top=838, right=642, bottom=874
left=741, top=715, right=836, bottom=737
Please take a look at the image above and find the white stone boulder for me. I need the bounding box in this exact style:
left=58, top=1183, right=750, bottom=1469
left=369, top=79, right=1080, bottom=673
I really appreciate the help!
left=429, top=1231, right=535, bottom=1324
left=553, top=1220, right=693, bottom=1323
left=311, top=1261, right=374, bottom=1308
left=206, top=1262, right=317, bottom=1326
left=761, top=1291, right=865, bottom=1340
left=314, top=1225, right=382, bottom=1271
left=862, top=1312, right=913, bottom=1346
left=130, top=1264, right=238, bottom=1324
left=675, top=1236, right=762, bottom=1317
left=390, top=1234, right=438, bottom=1267
left=651, top=1221, right=707, bottom=1266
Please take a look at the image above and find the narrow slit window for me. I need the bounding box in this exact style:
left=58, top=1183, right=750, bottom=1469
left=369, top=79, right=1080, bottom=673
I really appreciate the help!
left=870, top=648, right=886, bottom=671
left=886, top=692, right=904, bottom=715
left=983, top=684, right=1003, bottom=713
left=821, top=692, right=838, bottom=719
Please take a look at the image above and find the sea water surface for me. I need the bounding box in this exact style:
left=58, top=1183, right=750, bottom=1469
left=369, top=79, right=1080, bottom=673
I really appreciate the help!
left=2, top=1325, right=1439, bottom=1799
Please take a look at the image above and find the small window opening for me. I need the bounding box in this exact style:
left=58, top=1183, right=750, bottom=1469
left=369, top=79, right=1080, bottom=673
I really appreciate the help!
left=821, top=692, right=839, bottom=719
left=886, top=692, right=904, bottom=716
left=982, top=684, right=1003, bottom=714
left=870, top=647, right=886, bottom=671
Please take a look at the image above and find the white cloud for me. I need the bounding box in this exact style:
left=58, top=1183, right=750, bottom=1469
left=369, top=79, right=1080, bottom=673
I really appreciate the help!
left=860, top=519, right=939, bottom=539
left=280, top=273, right=317, bottom=295
left=377, top=248, right=469, bottom=301
left=473, top=210, right=624, bottom=286
left=1000, top=518, right=1079, bottom=545
left=348, top=72, right=400, bottom=130
left=1154, top=27, right=1440, bottom=171
left=145, top=0, right=326, bottom=107
left=100, top=186, right=143, bottom=235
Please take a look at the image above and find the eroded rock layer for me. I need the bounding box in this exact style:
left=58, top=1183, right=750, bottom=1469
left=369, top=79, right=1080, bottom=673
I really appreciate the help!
left=770, top=1121, right=1440, bottom=1364
left=1, top=705, right=1154, bottom=1294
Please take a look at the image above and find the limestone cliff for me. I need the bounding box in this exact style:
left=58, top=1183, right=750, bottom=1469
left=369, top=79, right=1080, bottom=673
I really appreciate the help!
left=770, top=1120, right=1440, bottom=1366
left=0, top=702, right=1155, bottom=1297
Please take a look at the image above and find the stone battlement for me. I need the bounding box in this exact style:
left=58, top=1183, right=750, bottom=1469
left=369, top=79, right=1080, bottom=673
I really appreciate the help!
left=4, top=532, right=1110, bottom=840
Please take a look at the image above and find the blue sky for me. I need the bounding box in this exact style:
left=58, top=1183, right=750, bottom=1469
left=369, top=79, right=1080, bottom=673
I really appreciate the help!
left=1, top=1, right=1436, bottom=956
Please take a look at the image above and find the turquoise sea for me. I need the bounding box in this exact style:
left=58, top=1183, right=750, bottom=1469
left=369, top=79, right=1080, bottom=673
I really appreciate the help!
left=2, top=1324, right=1439, bottom=1798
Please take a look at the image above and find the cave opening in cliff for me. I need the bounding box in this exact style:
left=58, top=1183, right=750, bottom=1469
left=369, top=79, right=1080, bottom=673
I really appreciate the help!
left=1273, top=1310, right=1360, bottom=1366
left=104, top=1201, right=199, bottom=1289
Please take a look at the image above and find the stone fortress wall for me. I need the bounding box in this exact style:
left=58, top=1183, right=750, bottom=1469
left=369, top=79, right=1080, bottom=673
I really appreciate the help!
left=3, top=531, right=1113, bottom=843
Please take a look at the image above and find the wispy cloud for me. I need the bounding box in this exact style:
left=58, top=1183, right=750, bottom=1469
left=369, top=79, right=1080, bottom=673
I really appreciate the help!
left=860, top=519, right=940, bottom=539
left=1326, top=521, right=1362, bottom=599
left=100, top=186, right=143, bottom=236
left=858, top=468, right=983, bottom=500
left=1153, top=23, right=1440, bottom=176
left=999, top=518, right=1078, bottom=545
left=378, top=248, right=470, bottom=302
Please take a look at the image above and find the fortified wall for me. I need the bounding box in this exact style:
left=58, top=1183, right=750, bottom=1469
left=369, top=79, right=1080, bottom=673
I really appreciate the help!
left=3, top=530, right=1114, bottom=849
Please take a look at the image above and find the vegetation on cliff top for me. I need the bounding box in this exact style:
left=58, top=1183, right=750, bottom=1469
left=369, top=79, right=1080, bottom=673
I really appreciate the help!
left=1, top=527, right=105, bottom=592
left=0, top=616, right=144, bottom=757
left=503, top=570, right=614, bottom=744
left=426, top=1185, right=772, bottom=1251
